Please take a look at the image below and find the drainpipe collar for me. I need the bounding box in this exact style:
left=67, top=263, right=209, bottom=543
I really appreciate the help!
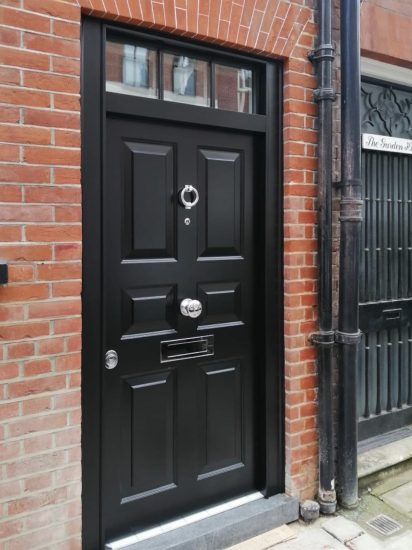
left=335, top=330, right=362, bottom=345
left=308, top=44, right=335, bottom=62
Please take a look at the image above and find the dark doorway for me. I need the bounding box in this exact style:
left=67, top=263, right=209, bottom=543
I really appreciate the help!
left=358, top=78, right=412, bottom=440
left=82, top=19, right=284, bottom=548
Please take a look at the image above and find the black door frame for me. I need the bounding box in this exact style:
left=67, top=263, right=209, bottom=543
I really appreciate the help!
left=81, top=17, right=284, bottom=549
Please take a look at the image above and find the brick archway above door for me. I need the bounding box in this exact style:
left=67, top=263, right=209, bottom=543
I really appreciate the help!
left=74, top=0, right=313, bottom=59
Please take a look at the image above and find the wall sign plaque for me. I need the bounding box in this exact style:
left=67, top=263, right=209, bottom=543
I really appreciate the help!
left=362, top=133, right=412, bottom=155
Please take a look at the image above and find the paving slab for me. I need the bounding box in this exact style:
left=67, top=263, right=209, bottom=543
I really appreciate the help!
left=322, top=517, right=364, bottom=544
left=381, top=481, right=412, bottom=514
left=270, top=524, right=345, bottom=550
left=227, top=525, right=295, bottom=549
left=384, top=530, right=412, bottom=550
left=345, top=533, right=383, bottom=550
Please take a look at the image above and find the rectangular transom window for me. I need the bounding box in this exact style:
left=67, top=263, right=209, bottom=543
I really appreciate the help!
left=105, top=36, right=257, bottom=114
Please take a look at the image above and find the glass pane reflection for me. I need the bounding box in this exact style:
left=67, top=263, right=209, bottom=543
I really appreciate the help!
left=215, top=64, right=254, bottom=113
left=163, top=54, right=210, bottom=107
left=106, top=41, right=158, bottom=98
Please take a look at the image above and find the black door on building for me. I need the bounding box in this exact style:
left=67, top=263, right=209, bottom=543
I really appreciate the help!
left=102, top=116, right=257, bottom=538
left=358, top=79, right=412, bottom=440
left=82, top=20, right=284, bottom=549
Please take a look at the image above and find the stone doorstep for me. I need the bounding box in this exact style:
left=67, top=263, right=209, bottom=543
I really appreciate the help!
left=105, top=494, right=299, bottom=550
left=358, top=434, right=412, bottom=480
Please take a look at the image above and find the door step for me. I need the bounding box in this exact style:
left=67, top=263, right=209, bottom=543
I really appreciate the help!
left=106, top=493, right=298, bottom=550
left=358, top=429, right=412, bottom=480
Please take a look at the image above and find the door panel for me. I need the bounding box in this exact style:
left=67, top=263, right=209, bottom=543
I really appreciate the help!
left=102, top=116, right=257, bottom=540
left=198, top=281, right=242, bottom=328
left=197, top=148, right=243, bottom=258
left=121, top=285, right=177, bottom=339
left=197, top=360, right=243, bottom=479
left=122, top=140, right=176, bottom=260
left=122, top=370, right=176, bottom=503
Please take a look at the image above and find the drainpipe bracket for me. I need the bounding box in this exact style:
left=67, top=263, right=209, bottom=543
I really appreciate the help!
left=313, top=88, right=336, bottom=102
left=308, top=44, right=335, bottom=63
left=335, top=330, right=362, bottom=345
left=309, top=330, right=335, bottom=347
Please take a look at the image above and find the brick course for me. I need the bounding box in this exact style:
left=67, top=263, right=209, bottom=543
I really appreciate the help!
left=0, top=1, right=319, bottom=547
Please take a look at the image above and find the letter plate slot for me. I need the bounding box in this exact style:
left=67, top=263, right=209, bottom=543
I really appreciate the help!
left=383, top=308, right=402, bottom=321
left=161, top=335, right=214, bottom=363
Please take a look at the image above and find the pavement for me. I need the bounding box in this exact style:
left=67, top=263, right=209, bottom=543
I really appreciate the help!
left=229, top=463, right=412, bottom=550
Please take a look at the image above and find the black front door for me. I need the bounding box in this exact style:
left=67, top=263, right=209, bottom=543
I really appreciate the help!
left=102, top=115, right=258, bottom=540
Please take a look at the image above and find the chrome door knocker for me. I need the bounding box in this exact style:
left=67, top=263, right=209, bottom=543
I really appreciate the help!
left=179, top=185, right=199, bottom=209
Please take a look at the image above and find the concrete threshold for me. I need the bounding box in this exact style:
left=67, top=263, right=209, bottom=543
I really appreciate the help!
left=106, top=493, right=299, bottom=550
left=358, top=432, right=412, bottom=480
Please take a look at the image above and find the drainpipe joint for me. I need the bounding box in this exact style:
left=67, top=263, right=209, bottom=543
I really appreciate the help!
left=318, top=488, right=337, bottom=514
left=309, top=330, right=335, bottom=347
left=339, top=198, right=363, bottom=222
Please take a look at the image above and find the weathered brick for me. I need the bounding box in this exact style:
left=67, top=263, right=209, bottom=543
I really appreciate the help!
left=29, top=299, right=81, bottom=319
left=0, top=321, right=49, bottom=341
left=0, top=6, right=50, bottom=33
left=8, top=413, right=67, bottom=438
left=25, top=224, right=81, bottom=242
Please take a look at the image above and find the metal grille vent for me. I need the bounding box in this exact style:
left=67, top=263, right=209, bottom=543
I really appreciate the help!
left=367, top=514, right=402, bottom=536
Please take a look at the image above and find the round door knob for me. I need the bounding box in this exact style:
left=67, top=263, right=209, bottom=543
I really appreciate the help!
left=105, top=350, right=118, bottom=370
left=180, top=298, right=202, bottom=319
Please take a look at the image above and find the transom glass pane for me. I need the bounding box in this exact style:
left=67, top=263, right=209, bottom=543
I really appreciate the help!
left=106, top=41, right=158, bottom=98
left=106, top=39, right=257, bottom=114
left=163, top=53, right=210, bottom=107
left=214, top=64, right=254, bottom=113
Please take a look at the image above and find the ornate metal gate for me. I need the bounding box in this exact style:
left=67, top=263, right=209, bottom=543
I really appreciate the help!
left=358, top=79, right=412, bottom=440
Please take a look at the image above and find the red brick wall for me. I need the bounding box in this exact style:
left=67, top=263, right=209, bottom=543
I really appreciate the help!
left=0, top=1, right=318, bottom=547
left=361, top=0, right=412, bottom=68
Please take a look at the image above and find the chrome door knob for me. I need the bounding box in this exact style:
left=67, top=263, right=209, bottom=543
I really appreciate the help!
left=105, top=350, right=118, bottom=370
left=180, top=298, right=202, bottom=319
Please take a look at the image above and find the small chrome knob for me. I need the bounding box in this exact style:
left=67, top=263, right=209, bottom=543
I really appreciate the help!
left=180, top=298, right=202, bottom=319
left=105, top=350, right=118, bottom=370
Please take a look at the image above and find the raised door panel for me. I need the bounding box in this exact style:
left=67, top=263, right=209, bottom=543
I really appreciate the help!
left=122, top=140, right=176, bottom=260
left=121, top=371, right=176, bottom=504
left=121, top=285, right=177, bottom=339
left=197, top=281, right=243, bottom=329
left=197, top=148, right=243, bottom=258
left=197, top=361, right=243, bottom=480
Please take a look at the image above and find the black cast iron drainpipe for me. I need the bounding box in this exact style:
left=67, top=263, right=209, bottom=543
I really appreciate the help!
left=308, top=0, right=337, bottom=514
left=336, top=0, right=362, bottom=509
